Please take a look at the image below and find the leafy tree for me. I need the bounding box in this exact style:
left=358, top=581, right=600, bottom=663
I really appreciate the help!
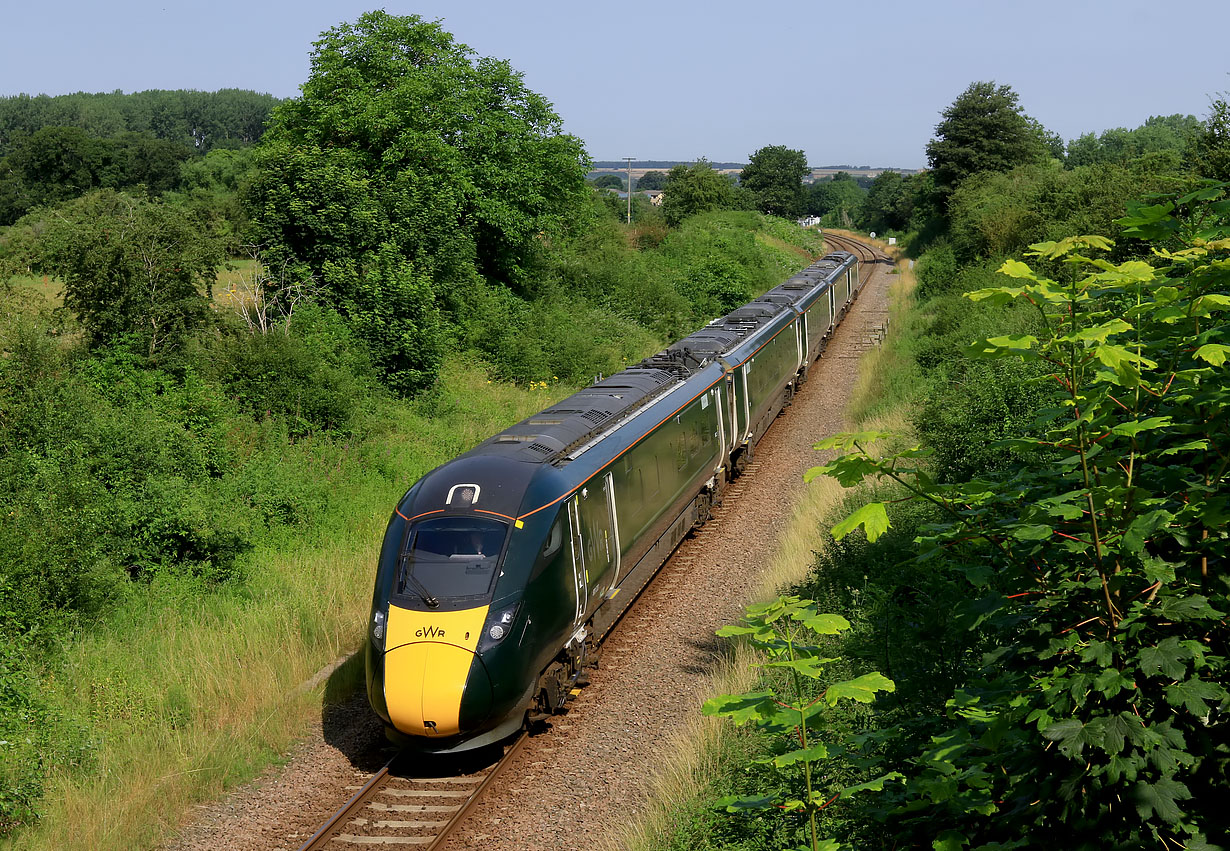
left=29, top=190, right=224, bottom=358
left=740, top=144, right=808, bottom=218
left=247, top=11, right=590, bottom=393
left=637, top=169, right=667, bottom=190
left=806, top=173, right=865, bottom=225
left=592, top=174, right=624, bottom=190
left=1190, top=96, right=1230, bottom=180
left=0, top=126, right=109, bottom=223
left=660, top=159, right=737, bottom=226
left=814, top=190, right=1230, bottom=846
left=926, top=81, right=1045, bottom=202
left=1066, top=114, right=1199, bottom=169
left=858, top=171, right=913, bottom=233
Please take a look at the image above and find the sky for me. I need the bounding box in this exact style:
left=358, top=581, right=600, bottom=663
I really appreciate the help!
left=3, top=0, right=1227, bottom=169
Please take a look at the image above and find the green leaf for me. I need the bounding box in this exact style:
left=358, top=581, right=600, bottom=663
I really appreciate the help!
left=1132, top=778, right=1191, bottom=823
left=1068, top=319, right=1132, bottom=343
left=1109, top=417, right=1172, bottom=437
left=825, top=672, right=896, bottom=706
left=1010, top=524, right=1051, bottom=541
left=1138, top=636, right=1193, bottom=680
left=933, top=830, right=969, bottom=851
left=831, top=502, right=890, bottom=542
left=799, top=612, right=852, bottom=635
left=1164, top=677, right=1226, bottom=716
left=701, top=691, right=778, bottom=724
left=714, top=793, right=778, bottom=812
left=1193, top=343, right=1230, bottom=365
left=839, top=771, right=904, bottom=797
left=806, top=454, right=881, bottom=487
left=772, top=742, right=831, bottom=767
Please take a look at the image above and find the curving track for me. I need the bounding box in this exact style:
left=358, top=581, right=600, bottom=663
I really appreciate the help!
left=200, top=232, right=893, bottom=851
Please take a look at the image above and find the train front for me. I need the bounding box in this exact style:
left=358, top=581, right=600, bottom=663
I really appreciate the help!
left=364, top=453, right=563, bottom=752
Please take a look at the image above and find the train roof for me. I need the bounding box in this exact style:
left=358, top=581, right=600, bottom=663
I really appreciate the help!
left=463, top=252, right=857, bottom=467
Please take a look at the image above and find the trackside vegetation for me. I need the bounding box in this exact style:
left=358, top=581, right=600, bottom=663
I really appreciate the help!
left=629, top=83, right=1230, bottom=850
left=0, top=14, right=827, bottom=845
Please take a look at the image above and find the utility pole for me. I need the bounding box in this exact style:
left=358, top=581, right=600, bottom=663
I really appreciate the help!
left=623, top=156, right=635, bottom=224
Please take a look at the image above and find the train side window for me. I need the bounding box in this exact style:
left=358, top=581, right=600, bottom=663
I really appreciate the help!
left=542, top=519, right=563, bottom=558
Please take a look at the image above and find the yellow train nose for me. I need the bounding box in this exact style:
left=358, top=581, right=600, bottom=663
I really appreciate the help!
left=382, top=605, right=491, bottom=737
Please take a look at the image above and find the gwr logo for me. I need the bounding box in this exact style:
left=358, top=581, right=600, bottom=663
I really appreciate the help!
left=416, top=625, right=446, bottom=639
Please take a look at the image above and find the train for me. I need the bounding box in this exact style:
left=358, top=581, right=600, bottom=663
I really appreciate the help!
left=365, top=249, right=864, bottom=752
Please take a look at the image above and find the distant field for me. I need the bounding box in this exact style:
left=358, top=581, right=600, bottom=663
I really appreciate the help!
left=6, top=260, right=260, bottom=310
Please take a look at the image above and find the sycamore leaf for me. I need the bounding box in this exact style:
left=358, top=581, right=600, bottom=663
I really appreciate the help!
left=772, top=742, right=831, bottom=767
left=1066, top=319, right=1132, bottom=344
left=1193, top=343, right=1230, bottom=366
left=831, top=502, right=890, bottom=542
left=800, top=612, right=852, bottom=635
left=1132, top=778, right=1191, bottom=823
left=1164, top=677, right=1226, bottom=716
left=1110, top=416, right=1172, bottom=437
left=701, top=691, right=778, bottom=724
left=763, top=656, right=840, bottom=678
left=839, top=772, right=904, bottom=797
left=825, top=672, right=896, bottom=706
left=1010, top=524, right=1052, bottom=541
left=714, top=793, right=778, bottom=812
left=932, top=831, right=970, bottom=851
left=806, top=454, right=881, bottom=487
left=1138, top=636, right=1193, bottom=680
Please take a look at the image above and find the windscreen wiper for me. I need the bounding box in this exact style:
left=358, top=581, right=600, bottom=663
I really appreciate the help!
left=399, top=555, right=440, bottom=608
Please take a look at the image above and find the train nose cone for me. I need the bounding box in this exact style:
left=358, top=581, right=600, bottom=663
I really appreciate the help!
left=384, top=642, right=492, bottom=737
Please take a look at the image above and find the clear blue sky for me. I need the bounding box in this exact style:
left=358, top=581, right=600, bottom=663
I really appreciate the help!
left=4, top=0, right=1227, bottom=168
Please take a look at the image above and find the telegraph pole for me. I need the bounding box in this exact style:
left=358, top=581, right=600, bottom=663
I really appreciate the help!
left=623, top=156, right=635, bottom=224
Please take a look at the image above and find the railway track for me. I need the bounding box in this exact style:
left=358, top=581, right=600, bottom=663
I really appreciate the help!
left=296, top=735, right=527, bottom=850
left=821, top=229, right=890, bottom=271
left=290, top=232, right=887, bottom=851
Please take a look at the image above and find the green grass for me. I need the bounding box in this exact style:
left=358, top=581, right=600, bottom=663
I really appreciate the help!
left=10, top=357, right=575, bottom=851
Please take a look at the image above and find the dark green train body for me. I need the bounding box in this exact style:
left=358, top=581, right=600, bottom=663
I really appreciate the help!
left=366, top=251, right=863, bottom=752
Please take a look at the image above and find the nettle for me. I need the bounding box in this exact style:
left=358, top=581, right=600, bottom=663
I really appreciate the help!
left=703, top=596, right=900, bottom=851
left=809, top=186, right=1229, bottom=848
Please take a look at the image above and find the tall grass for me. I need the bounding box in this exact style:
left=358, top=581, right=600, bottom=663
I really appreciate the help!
left=11, top=359, right=573, bottom=851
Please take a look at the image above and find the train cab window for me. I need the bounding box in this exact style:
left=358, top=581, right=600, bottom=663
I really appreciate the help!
left=542, top=519, right=563, bottom=558
left=398, top=516, right=508, bottom=600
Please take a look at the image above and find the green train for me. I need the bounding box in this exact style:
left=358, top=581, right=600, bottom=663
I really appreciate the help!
left=366, top=250, right=863, bottom=751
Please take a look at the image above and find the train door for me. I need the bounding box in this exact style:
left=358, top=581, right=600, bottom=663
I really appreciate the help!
left=572, top=476, right=617, bottom=613
left=566, top=498, right=586, bottom=625
left=725, top=373, right=738, bottom=453
left=794, top=317, right=804, bottom=371
left=714, top=385, right=727, bottom=466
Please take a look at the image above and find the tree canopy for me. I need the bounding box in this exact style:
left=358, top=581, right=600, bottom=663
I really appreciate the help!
left=246, top=11, right=591, bottom=393
left=926, top=81, right=1045, bottom=199
left=637, top=170, right=667, bottom=190
left=740, top=145, right=808, bottom=218
left=660, top=160, right=738, bottom=226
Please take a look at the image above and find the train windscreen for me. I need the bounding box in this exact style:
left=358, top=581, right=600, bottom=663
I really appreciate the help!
left=398, top=516, right=507, bottom=600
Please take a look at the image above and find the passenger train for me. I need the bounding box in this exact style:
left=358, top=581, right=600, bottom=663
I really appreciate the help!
left=366, top=250, right=864, bottom=751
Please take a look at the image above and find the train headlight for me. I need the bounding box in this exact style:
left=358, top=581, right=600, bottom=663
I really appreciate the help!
left=371, top=609, right=387, bottom=650
left=480, top=604, right=520, bottom=649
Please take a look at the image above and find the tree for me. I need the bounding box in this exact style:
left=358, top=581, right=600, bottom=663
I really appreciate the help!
left=740, top=144, right=808, bottom=218
left=0, top=126, right=109, bottom=224
left=1190, top=95, right=1230, bottom=180
left=30, top=190, right=224, bottom=358
left=592, top=174, right=624, bottom=190
left=806, top=173, right=865, bottom=224
left=858, top=170, right=913, bottom=233
left=925, top=81, right=1045, bottom=201
left=636, top=170, right=667, bottom=190
left=247, top=11, right=591, bottom=393
left=660, top=159, right=736, bottom=226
